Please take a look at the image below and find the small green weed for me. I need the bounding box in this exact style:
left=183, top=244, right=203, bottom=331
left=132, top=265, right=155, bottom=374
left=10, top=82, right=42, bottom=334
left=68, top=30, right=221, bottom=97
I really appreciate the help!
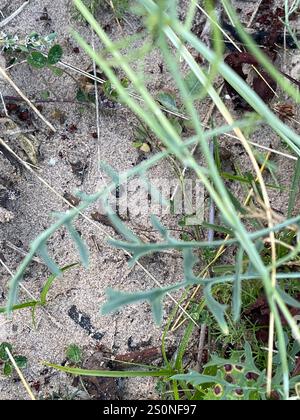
left=66, top=344, right=83, bottom=365
left=27, top=44, right=63, bottom=75
left=0, top=343, right=27, bottom=377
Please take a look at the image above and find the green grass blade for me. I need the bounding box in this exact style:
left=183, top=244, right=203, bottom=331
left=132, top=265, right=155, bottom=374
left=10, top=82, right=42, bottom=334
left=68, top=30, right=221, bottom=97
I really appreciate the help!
left=0, top=301, right=38, bottom=314
left=40, top=263, right=79, bottom=306
left=288, top=158, right=300, bottom=218
left=45, top=363, right=171, bottom=378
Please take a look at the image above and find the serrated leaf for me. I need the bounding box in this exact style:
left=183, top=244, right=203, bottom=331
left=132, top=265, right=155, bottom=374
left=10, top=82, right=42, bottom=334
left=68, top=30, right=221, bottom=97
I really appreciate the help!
left=65, top=223, right=89, bottom=268
left=183, top=249, right=199, bottom=283
left=101, top=284, right=179, bottom=323
left=47, top=44, right=63, bottom=65
left=204, top=342, right=261, bottom=375
left=172, top=370, right=227, bottom=386
left=27, top=52, right=47, bottom=69
left=38, top=244, right=61, bottom=276
left=102, top=199, right=138, bottom=244
left=204, top=284, right=229, bottom=335
left=244, top=342, right=261, bottom=374
left=101, top=288, right=141, bottom=315
left=108, top=239, right=152, bottom=264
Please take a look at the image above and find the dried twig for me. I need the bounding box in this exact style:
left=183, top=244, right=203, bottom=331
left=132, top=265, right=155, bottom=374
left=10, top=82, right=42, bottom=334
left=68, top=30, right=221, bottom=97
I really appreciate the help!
left=0, top=66, right=56, bottom=132
left=4, top=240, right=45, bottom=265
left=92, top=33, right=106, bottom=185
left=0, top=92, right=8, bottom=116
left=5, top=347, right=36, bottom=401
left=0, top=1, right=29, bottom=28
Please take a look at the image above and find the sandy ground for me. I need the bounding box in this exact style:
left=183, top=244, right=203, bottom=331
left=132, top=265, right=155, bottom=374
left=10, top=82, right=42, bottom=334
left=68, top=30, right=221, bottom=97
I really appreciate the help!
left=0, top=0, right=299, bottom=400
left=0, top=0, right=187, bottom=400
